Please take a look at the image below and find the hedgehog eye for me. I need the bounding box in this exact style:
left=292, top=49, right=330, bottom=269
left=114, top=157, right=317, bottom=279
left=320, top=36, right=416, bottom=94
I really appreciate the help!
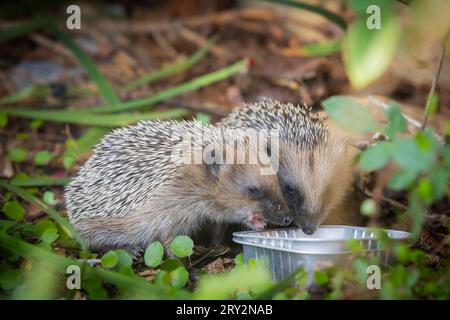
left=244, top=186, right=263, bottom=198
left=283, top=183, right=295, bottom=194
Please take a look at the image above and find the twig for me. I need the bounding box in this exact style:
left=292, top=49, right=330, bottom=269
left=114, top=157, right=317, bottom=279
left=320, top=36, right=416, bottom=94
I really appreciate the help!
left=179, top=28, right=227, bottom=58
left=422, top=36, right=448, bottom=129
left=367, top=95, right=422, bottom=129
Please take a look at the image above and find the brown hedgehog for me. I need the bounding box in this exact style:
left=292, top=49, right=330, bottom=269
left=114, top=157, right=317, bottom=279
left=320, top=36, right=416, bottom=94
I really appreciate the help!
left=64, top=120, right=291, bottom=254
left=219, top=100, right=353, bottom=234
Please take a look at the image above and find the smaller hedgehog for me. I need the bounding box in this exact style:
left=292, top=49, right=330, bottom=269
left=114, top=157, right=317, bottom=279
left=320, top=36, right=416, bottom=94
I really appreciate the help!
left=65, top=120, right=292, bottom=254
left=219, top=100, right=353, bottom=235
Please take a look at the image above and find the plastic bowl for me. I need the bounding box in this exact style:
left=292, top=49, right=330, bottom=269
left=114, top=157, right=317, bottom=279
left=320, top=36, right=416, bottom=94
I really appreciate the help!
left=233, top=225, right=411, bottom=282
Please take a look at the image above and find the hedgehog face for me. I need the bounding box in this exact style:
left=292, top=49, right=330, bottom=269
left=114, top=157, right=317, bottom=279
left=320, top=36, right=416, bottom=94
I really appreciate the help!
left=278, top=136, right=352, bottom=235
left=210, top=164, right=292, bottom=230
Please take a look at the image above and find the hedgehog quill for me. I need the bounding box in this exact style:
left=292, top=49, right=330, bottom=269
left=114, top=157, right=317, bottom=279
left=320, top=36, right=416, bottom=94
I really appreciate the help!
left=65, top=120, right=291, bottom=254
left=220, top=100, right=353, bottom=235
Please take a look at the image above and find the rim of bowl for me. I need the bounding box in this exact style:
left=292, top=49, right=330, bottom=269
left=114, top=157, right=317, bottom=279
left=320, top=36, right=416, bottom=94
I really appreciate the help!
left=232, top=225, right=411, bottom=242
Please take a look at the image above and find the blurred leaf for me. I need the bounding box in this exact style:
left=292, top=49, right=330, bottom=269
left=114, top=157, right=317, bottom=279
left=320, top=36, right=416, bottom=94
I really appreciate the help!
left=384, top=104, right=407, bottom=139
left=115, top=249, right=133, bottom=269
left=392, top=138, right=436, bottom=172
left=408, top=189, right=426, bottom=238
left=144, top=241, right=164, bottom=267
left=0, top=18, right=47, bottom=43
left=322, top=96, right=376, bottom=133
left=87, top=59, right=248, bottom=113
left=35, top=219, right=57, bottom=237
left=51, top=26, right=120, bottom=106
left=265, top=0, right=347, bottom=29
left=43, top=191, right=57, bottom=206
left=40, top=227, right=59, bottom=244
left=195, top=113, right=211, bottom=124
left=429, top=166, right=449, bottom=200
left=11, top=176, right=71, bottom=187
left=123, top=34, right=220, bottom=92
left=359, top=142, right=393, bottom=171
left=195, top=265, right=272, bottom=299
left=160, top=259, right=185, bottom=273
left=101, top=251, right=119, bottom=268
left=299, top=40, right=342, bottom=56
left=2, top=201, right=25, bottom=221
left=234, top=253, right=245, bottom=266
left=0, top=270, right=21, bottom=291
left=34, top=150, right=53, bottom=166
left=8, top=148, right=27, bottom=163
left=170, top=236, right=194, bottom=258
left=0, top=84, right=51, bottom=105
left=1, top=107, right=189, bottom=126
left=360, top=198, right=378, bottom=216
left=424, top=92, right=439, bottom=118
left=170, top=266, right=189, bottom=289
left=343, top=7, right=400, bottom=88
left=0, top=111, right=8, bottom=127
left=313, top=271, right=329, bottom=285
left=388, top=169, right=417, bottom=190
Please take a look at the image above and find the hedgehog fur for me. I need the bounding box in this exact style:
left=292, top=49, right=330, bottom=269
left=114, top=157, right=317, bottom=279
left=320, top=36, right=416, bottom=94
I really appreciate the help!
left=65, top=120, right=291, bottom=254
left=219, top=100, right=353, bottom=234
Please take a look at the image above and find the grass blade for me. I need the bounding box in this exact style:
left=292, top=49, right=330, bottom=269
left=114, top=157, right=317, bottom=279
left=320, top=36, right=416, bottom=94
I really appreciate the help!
left=122, top=34, right=220, bottom=92
left=10, top=176, right=71, bottom=187
left=87, top=58, right=248, bottom=113
left=0, top=18, right=48, bottom=43
left=0, top=180, right=85, bottom=250
left=1, top=108, right=189, bottom=126
left=299, top=40, right=342, bottom=56
left=0, top=84, right=51, bottom=105
left=264, top=0, right=347, bottom=30
left=50, top=25, right=120, bottom=106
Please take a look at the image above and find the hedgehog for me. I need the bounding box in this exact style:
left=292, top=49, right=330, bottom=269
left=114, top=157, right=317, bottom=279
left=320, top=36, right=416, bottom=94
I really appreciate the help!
left=219, top=100, right=353, bottom=235
left=64, top=120, right=292, bottom=255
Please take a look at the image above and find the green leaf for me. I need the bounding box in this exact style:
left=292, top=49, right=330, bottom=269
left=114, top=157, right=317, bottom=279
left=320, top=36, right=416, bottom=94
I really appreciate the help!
left=392, top=137, right=436, bottom=172
left=234, top=253, right=245, bottom=266
left=115, top=249, right=134, bottom=269
left=11, top=176, right=71, bottom=187
left=35, top=219, right=58, bottom=237
left=144, top=241, right=164, bottom=267
left=0, top=111, right=7, bottom=127
left=313, top=270, right=329, bottom=285
left=123, top=34, right=220, bottom=92
left=0, top=181, right=85, bottom=250
left=343, top=8, right=400, bottom=88
left=299, top=40, right=342, bottom=57
left=170, top=236, right=194, bottom=258
left=359, top=142, right=392, bottom=171
left=8, top=148, right=27, bottom=163
left=322, top=96, right=376, bottom=133
left=384, top=104, right=406, bottom=139
left=0, top=18, right=48, bottom=43
left=0, top=84, right=51, bottom=105
left=0, top=270, right=21, bottom=290
left=40, top=227, right=59, bottom=244
left=424, top=92, right=439, bottom=118
left=43, top=191, right=57, bottom=206
left=1, top=107, right=189, bottom=127
left=160, top=259, right=184, bottom=272
left=360, top=198, right=378, bottom=216
left=2, top=201, right=25, bottom=221
left=195, top=113, right=211, bottom=124
left=388, top=169, right=417, bottom=190
left=170, top=266, right=189, bottom=289
left=101, top=250, right=119, bottom=268
left=34, top=150, right=53, bottom=166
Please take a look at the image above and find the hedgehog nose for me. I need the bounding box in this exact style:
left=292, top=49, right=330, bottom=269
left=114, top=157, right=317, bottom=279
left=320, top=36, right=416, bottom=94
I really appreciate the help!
left=302, top=225, right=317, bottom=235
left=282, top=216, right=292, bottom=226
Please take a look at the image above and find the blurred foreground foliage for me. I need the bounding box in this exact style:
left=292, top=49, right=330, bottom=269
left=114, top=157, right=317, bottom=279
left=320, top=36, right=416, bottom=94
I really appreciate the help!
left=0, top=0, right=449, bottom=300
